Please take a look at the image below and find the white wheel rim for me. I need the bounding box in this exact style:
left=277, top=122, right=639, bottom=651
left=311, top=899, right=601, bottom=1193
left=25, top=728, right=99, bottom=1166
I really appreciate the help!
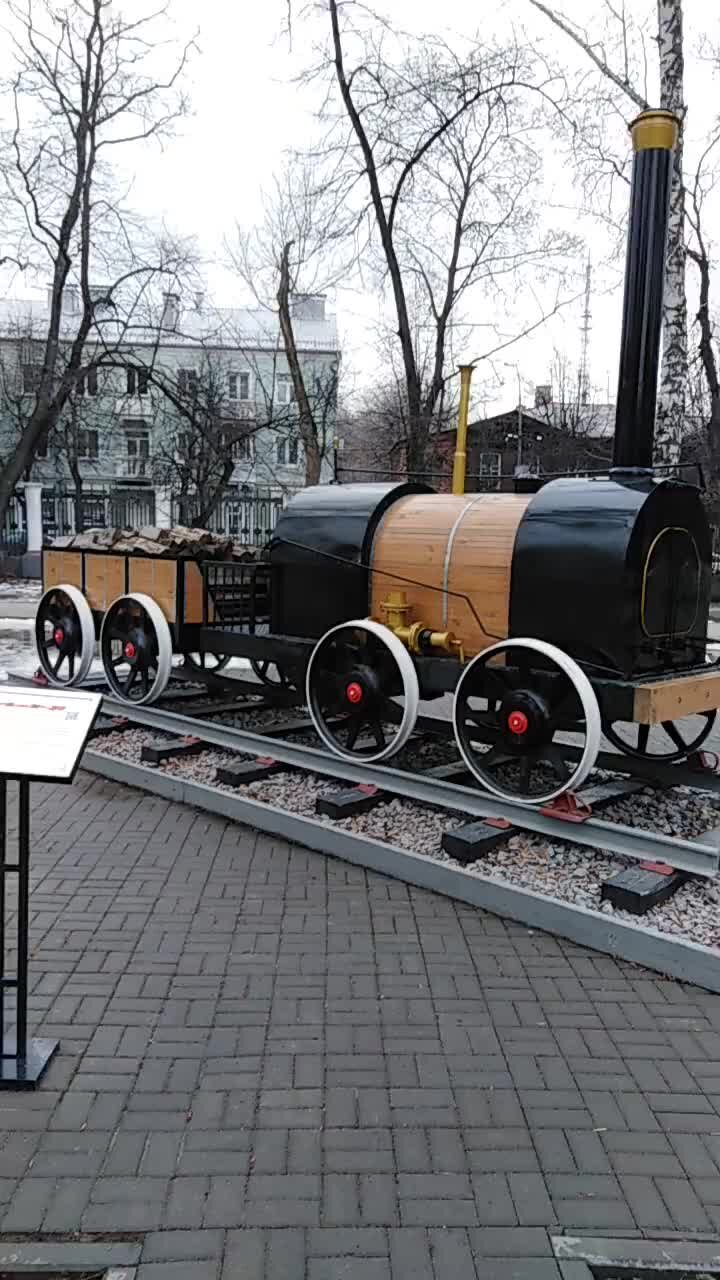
left=452, top=637, right=601, bottom=807
left=101, top=592, right=173, bottom=705
left=36, top=582, right=95, bottom=686
left=306, top=618, right=419, bottom=763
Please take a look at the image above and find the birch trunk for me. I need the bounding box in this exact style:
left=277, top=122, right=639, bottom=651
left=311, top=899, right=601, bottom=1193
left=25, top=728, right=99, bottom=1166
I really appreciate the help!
left=654, top=0, right=686, bottom=468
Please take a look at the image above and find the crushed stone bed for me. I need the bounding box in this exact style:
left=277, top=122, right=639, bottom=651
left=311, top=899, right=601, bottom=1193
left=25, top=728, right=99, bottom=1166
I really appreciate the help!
left=87, top=727, right=720, bottom=952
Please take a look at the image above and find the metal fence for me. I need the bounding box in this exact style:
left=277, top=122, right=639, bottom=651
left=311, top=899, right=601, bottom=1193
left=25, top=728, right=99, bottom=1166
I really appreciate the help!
left=41, top=489, right=156, bottom=539
left=0, top=493, right=27, bottom=554
left=171, top=490, right=286, bottom=546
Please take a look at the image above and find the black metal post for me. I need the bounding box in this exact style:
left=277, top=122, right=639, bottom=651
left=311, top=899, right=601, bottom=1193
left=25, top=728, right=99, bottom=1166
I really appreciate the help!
left=613, top=110, right=680, bottom=471
left=0, top=780, right=6, bottom=1052
left=0, top=779, right=58, bottom=1089
left=15, top=781, right=30, bottom=1060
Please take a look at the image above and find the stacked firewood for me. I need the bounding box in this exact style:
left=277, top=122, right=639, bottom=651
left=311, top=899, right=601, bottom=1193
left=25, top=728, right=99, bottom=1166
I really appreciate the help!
left=49, top=526, right=263, bottom=561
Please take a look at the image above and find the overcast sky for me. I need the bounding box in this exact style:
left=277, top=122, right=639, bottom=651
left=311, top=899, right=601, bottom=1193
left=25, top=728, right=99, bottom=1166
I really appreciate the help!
left=6, top=0, right=719, bottom=419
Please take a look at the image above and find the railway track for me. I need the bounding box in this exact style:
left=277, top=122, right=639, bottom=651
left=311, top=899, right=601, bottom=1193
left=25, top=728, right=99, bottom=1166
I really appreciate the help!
left=16, top=662, right=720, bottom=989
left=94, top=695, right=720, bottom=879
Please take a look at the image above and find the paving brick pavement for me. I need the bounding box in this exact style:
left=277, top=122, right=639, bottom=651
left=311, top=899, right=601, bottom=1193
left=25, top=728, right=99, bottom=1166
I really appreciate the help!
left=2, top=772, right=720, bottom=1275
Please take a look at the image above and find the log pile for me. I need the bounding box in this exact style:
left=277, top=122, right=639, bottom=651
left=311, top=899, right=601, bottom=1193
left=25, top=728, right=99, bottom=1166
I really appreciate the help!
left=49, top=526, right=262, bottom=561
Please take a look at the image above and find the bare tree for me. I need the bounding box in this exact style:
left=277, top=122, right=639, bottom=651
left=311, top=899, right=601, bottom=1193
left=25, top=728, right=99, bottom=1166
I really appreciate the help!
left=232, top=161, right=346, bottom=486
left=149, top=353, right=253, bottom=528
left=316, top=1, right=575, bottom=472
left=529, top=0, right=688, bottom=466
left=0, top=0, right=195, bottom=524
left=532, top=351, right=613, bottom=470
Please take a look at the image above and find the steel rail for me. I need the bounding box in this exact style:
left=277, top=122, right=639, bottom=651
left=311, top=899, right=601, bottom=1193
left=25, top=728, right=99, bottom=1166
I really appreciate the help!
left=101, top=697, right=720, bottom=878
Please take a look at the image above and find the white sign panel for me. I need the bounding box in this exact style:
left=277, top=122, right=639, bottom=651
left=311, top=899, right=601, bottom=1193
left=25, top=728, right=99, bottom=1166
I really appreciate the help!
left=0, top=685, right=102, bottom=782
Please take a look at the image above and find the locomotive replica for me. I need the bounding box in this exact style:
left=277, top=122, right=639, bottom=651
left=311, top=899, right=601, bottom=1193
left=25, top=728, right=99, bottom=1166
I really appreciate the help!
left=34, top=109, right=720, bottom=807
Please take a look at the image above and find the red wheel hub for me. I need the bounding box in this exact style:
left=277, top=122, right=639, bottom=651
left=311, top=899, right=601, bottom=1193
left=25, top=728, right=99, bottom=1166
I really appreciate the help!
left=124, top=641, right=137, bottom=660
left=53, top=627, right=64, bottom=646
left=507, top=710, right=529, bottom=736
left=345, top=681, right=363, bottom=705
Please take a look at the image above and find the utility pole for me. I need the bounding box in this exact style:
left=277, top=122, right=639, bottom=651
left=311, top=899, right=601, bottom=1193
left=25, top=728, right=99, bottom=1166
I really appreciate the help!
left=579, top=256, right=592, bottom=406
left=516, top=368, right=523, bottom=467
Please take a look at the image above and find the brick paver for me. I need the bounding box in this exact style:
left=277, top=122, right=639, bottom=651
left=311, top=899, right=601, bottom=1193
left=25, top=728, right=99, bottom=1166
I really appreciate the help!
left=2, top=772, right=720, bottom=1275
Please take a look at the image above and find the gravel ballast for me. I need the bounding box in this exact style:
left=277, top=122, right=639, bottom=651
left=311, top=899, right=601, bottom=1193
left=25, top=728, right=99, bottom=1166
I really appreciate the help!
left=86, top=725, right=720, bottom=953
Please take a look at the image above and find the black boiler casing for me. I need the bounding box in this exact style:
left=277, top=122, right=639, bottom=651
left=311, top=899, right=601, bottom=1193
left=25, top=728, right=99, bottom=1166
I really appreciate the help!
left=508, top=475, right=711, bottom=678
left=270, top=481, right=433, bottom=639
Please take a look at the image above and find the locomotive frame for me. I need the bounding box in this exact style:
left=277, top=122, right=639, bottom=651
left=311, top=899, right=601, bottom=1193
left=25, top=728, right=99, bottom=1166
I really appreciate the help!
left=33, top=107, right=720, bottom=807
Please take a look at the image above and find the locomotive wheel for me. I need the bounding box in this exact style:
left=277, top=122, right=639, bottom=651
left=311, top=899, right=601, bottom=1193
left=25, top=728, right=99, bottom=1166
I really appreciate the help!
left=306, top=619, right=419, bottom=762
left=602, top=712, right=717, bottom=763
left=251, top=658, right=293, bottom=689
left=183, top=652, right=231, bottom=673
left=35, top=583, right=95, bottom=687
left=101, top=593, right=172, bottom=705
left=452, top=638, right=601, bottom=807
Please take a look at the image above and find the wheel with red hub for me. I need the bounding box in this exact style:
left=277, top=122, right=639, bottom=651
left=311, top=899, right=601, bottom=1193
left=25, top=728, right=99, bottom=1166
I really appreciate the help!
left=35, top=583, right=95, bottom=686
left=100, top=593, right=173, bottom=705
left=452, top=638, right=601, bottom=806
left=306, top=619, right=419, bottom=762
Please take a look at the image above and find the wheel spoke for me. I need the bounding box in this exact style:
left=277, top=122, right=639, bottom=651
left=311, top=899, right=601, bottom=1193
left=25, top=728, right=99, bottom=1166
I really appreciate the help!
left=637, top=723, right=650, bottom=752
left=68, top=652, right=75, bottom=681
left=51, top=651, right=64, bottom=675
left=123, top=667, right=138, bottom=695
left=371, top=719, right=386, bottom=750
left=518, top=755, right=532, bottom=789
left=662, top=720, right=688, bottom=751
left=345, top=718, right=362, bottom=751
left=539, top=743, right=572, bottom=782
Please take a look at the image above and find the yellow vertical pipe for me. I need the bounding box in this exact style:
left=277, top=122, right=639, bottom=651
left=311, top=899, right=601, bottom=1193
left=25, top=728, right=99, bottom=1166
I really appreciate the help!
left=451, top=364, right=473, bottom=495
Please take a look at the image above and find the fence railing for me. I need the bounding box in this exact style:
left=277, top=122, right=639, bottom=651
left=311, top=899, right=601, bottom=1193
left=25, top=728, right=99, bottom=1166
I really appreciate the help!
left=171, top=490, right=286, bottom=546
left=0, top=493, right=27, bottom=554
left=41, top=488, right=157, bottom=539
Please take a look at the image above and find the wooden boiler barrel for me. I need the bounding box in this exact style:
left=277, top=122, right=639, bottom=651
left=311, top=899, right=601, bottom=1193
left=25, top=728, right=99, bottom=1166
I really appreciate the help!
left=369, top=492, right=530, bottom=657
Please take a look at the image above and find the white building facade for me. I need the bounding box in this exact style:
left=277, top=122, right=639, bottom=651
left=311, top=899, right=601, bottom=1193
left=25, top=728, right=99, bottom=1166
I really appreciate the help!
left=0, top=289, right=339, bottom=540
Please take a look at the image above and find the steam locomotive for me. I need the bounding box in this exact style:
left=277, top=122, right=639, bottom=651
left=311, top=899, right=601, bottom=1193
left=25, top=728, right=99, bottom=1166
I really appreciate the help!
left=35, top=109, right=720, bottom=806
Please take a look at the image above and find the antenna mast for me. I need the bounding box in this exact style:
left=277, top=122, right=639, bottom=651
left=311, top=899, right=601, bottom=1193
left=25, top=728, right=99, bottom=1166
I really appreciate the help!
left=579, top=256, right=592, bottom=405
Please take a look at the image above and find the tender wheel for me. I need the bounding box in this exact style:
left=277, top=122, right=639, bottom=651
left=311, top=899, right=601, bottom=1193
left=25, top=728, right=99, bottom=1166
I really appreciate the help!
left=251, top=658, right=292, bottom=689
left=453, top=638, right=601, bottom=806
left=101, top=593, right=172, bottom=705
left=35, top=583, right=95, bottom=686
left=183, top=652, right=231, bottom=673
left=603, top=712, right=717, bottom=763
left=306, top=619, right=419, bottom=762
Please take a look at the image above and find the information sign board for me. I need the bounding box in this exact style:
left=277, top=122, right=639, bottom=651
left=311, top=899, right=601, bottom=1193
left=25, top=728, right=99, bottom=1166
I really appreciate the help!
left=0, top=685, right=102, bottom=782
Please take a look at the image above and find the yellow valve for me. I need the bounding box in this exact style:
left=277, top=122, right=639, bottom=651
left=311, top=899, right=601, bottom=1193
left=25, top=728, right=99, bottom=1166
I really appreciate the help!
left=378, top=592, right=464, bottom=663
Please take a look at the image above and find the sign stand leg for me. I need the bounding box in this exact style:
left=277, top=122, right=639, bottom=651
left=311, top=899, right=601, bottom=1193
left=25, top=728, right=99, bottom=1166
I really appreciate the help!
left=0, top=780, right=58, bottom=1089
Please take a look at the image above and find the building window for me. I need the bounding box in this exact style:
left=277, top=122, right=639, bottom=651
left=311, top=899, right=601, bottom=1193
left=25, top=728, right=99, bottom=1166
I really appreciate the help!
left=277, top=437, right=300, bottom=465
left=222, top=429, right=252, bottom=462
left=228, top=372, right=250, bottom=401
left=76, top=367, right=98, bottom=397
left=276, top=374, right=295, bottom=406
left=126, top=366, right=149, bottom=396
left=178, top=368, right=198, bottom=397
left=77, top=429, right=99, bottom=460
left=22, top=363, right=42, bottom=394
left=124, top=425, right=150, bottom=477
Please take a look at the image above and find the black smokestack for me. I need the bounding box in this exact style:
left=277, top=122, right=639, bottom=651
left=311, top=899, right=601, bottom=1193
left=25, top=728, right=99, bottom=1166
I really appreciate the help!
left=612, top=109, right=680, bottom=471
